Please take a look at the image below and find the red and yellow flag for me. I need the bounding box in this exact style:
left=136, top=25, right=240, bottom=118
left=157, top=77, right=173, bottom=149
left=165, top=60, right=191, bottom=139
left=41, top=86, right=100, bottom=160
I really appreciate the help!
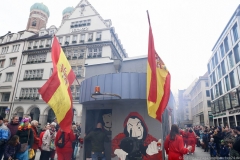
left=39, top=36, right=75, bottom=133
left=147, top=12, right=171, bottom=122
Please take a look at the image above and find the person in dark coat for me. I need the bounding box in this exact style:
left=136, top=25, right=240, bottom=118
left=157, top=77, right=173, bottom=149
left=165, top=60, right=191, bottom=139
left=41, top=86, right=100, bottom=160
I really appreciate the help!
left=233, top=126, right=240, bottom=153
left=7, top=116, right=20, bottom=138
left=202, top=130, right=209, bottom=152
left=3, top=135, right=21, bottom=160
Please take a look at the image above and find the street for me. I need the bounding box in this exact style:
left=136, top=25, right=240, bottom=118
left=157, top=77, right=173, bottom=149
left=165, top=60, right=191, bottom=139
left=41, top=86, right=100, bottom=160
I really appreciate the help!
left=184, top=146, right=212, bottom=160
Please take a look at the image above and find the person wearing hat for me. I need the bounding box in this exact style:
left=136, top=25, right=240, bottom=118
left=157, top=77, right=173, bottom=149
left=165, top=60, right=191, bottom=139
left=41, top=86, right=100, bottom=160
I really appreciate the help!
left=0, top=116, right=11, bottom=159
left=39, top=122, right=57, bottom=160
left=16, top=117, right=34, bottom=160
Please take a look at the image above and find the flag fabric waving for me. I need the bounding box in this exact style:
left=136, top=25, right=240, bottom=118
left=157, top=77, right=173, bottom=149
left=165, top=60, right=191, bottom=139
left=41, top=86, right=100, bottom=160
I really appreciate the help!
left=39, top=36, right=75, bottom=133
left=147, top=11, right=171, bottom=122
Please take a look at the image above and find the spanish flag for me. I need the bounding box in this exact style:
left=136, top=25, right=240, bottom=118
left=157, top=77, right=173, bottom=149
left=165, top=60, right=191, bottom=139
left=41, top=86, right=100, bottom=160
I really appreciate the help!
left=39, top=36, right=75, bottom=133
left=147, top=12, right=171, bottom=122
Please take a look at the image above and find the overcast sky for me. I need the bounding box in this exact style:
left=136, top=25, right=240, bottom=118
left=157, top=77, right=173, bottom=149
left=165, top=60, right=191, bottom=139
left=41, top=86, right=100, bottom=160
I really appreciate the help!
left=0, top=0, right=239, bottom=94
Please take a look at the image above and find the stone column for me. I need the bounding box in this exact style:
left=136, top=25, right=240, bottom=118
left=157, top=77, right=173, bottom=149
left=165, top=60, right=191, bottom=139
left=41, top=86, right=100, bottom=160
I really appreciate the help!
left=234, top=115, right=237, bottom=127
left=39, top=115, right=47, bottom=128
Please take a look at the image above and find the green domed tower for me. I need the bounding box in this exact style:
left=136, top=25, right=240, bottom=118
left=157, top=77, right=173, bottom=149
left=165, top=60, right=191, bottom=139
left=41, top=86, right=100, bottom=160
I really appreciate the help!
left=26, top=3, right=50, bottom=32
left=62, top=7, right=74, bottom=24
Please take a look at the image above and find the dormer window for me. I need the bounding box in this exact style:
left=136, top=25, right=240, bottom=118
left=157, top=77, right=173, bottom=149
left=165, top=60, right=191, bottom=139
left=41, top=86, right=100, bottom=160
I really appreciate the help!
left=39, top=32, right=44, bottom=36
left=49, top=30, right=54, bottom=35
left=32, top=20, right=37, bottom=27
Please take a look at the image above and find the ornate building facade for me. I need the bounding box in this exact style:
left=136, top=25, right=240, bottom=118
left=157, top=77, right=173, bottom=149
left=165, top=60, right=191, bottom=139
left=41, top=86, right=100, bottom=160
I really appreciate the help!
left=0, top=0, right=127, bottom=125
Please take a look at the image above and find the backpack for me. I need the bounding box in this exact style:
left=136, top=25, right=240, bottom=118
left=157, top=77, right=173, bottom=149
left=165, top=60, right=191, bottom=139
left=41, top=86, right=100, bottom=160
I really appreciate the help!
left=57, top=132, right=65, bottom=148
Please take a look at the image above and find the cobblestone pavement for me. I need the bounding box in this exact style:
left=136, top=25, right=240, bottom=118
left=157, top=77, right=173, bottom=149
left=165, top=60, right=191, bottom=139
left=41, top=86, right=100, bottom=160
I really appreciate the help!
left=184, top=146, right=212, bottom=160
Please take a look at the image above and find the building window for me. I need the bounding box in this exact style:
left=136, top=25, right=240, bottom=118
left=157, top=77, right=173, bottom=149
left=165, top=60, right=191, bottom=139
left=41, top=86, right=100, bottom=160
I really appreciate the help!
left=211, top=103, right=215, bottom=114
left=72, top=35, right=77, bottom=43
left=6, top=72, right=13, bottom=82
left=0, top=60, right=5, bottom=68
left=220, top=43, right=225, bottom=58
left=232, top=23, right=239, bottom=42
left=40, top=40, right=45, bottom=48
left=19, top=88, right=40, bottom=99
left=215, top=100, right=219, bottom=112
left=224, top=36, right=229, bottom=53
left=23, top=69, right=44, bottom=80
left=88, top=33, right=93, bottom=41
left=230, top=89, right=239, bottom=108
left=214, top=53, right=218, bottom=66
left=221, top=61, right=226, bottom=75
left=49, top=30, right=54, bottom=35
left=70, top=86, right=75, bottom=97
left=28, top=42, right=32, bottom=49
left=39, top=32, right=44, bottom=36
left=1, top=47, right=9, bottom=54
left=224, top=94, right=231, bottom=110
left=10, top=58, right=17, bottom=66
left=87, top=48, right=102, bottom=58
left=96, top=32, right=101, bottom=41
left=225, top=75, right=230, bottom=91
left=217, top=66, right=222, bottom=79
left=32, top=20, right=37, bottom=26
left=207, top=100, right=211, bottom=107
left=230, top=69, right=239, bottom=88
left=219, top=97, right=225, bottom=111
left=59, top=37, right=63, bottom=44
left=70, top=19, right=91, bottom=28
left=206, top=90, right=210, bottom=97
left=27, top=54, right=47, bottom=63
left=80, top=34, right=85, bottom=42
left=50, top=68, right=53, bottom=77
left=234, top=44, right=240, bottom=63
left=1, top=92, right=10, bottom=102
left=218, top=81, right=223, bottom=95
left=228, top=52, right=235, bottom=69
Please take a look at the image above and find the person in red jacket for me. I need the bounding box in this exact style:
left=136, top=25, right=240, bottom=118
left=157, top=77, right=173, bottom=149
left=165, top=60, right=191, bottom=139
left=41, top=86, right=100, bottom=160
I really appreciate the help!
left=180, top=129, right=188, bottom=147
left=187, top=128, right=197, bottom=154
left=55, top=127, right=75, bottom=160
left=164, top=124, right=192, bottom=160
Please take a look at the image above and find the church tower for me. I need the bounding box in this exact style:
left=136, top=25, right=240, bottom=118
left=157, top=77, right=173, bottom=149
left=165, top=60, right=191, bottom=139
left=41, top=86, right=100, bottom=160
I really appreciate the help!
left=61, top=7, right=74, bottom=25
left=26, top=3, right=50, bottom=33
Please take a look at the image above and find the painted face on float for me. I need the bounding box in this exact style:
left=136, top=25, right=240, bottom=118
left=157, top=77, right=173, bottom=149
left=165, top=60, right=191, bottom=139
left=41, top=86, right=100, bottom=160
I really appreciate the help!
left=103, top=113, right=112, bottom=128
left=127, top=118, right=143, bottom=139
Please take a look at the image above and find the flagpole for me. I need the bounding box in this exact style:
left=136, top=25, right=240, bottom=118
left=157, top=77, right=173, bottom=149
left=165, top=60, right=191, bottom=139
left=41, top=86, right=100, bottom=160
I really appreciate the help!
left=75, top=77, right=80, bottom=85
left=146, top=10, right=151, bottom=26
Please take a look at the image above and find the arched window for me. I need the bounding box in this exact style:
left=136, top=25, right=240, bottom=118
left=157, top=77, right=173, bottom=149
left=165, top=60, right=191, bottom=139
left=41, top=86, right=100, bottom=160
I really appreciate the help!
left=32, top=20, right=37, bottom=26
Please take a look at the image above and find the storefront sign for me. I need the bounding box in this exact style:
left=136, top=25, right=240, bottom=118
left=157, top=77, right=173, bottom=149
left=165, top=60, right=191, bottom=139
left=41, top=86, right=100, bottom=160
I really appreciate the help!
left=229, top=109, right=240, bottom=115
left=70, top=27, right=88, bottom=33
left=0, top=55, right=5, bottom=59
left=213, top=113, right=226, bottom=118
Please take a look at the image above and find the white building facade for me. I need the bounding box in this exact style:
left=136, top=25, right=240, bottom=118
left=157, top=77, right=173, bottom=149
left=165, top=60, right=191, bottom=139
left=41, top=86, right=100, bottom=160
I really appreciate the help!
left=0, top=31, right=35, bottom=118
left=189, top=73, right=212, bottom=127
left=3, top=0, right=127, bottom=125
left=207, top=5, right=240, bottom=128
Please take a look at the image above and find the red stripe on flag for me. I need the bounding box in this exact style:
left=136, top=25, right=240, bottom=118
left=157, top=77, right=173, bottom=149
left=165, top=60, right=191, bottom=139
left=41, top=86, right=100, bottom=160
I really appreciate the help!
left=38, top=71, right=60, bottom=102
left=51, top=36, right=61, bottom=71
left=156, top=73, right=171, bottom=122
left=148, top=26, right=157, bottom=103
left=68, top=69, right=76, bottom=85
